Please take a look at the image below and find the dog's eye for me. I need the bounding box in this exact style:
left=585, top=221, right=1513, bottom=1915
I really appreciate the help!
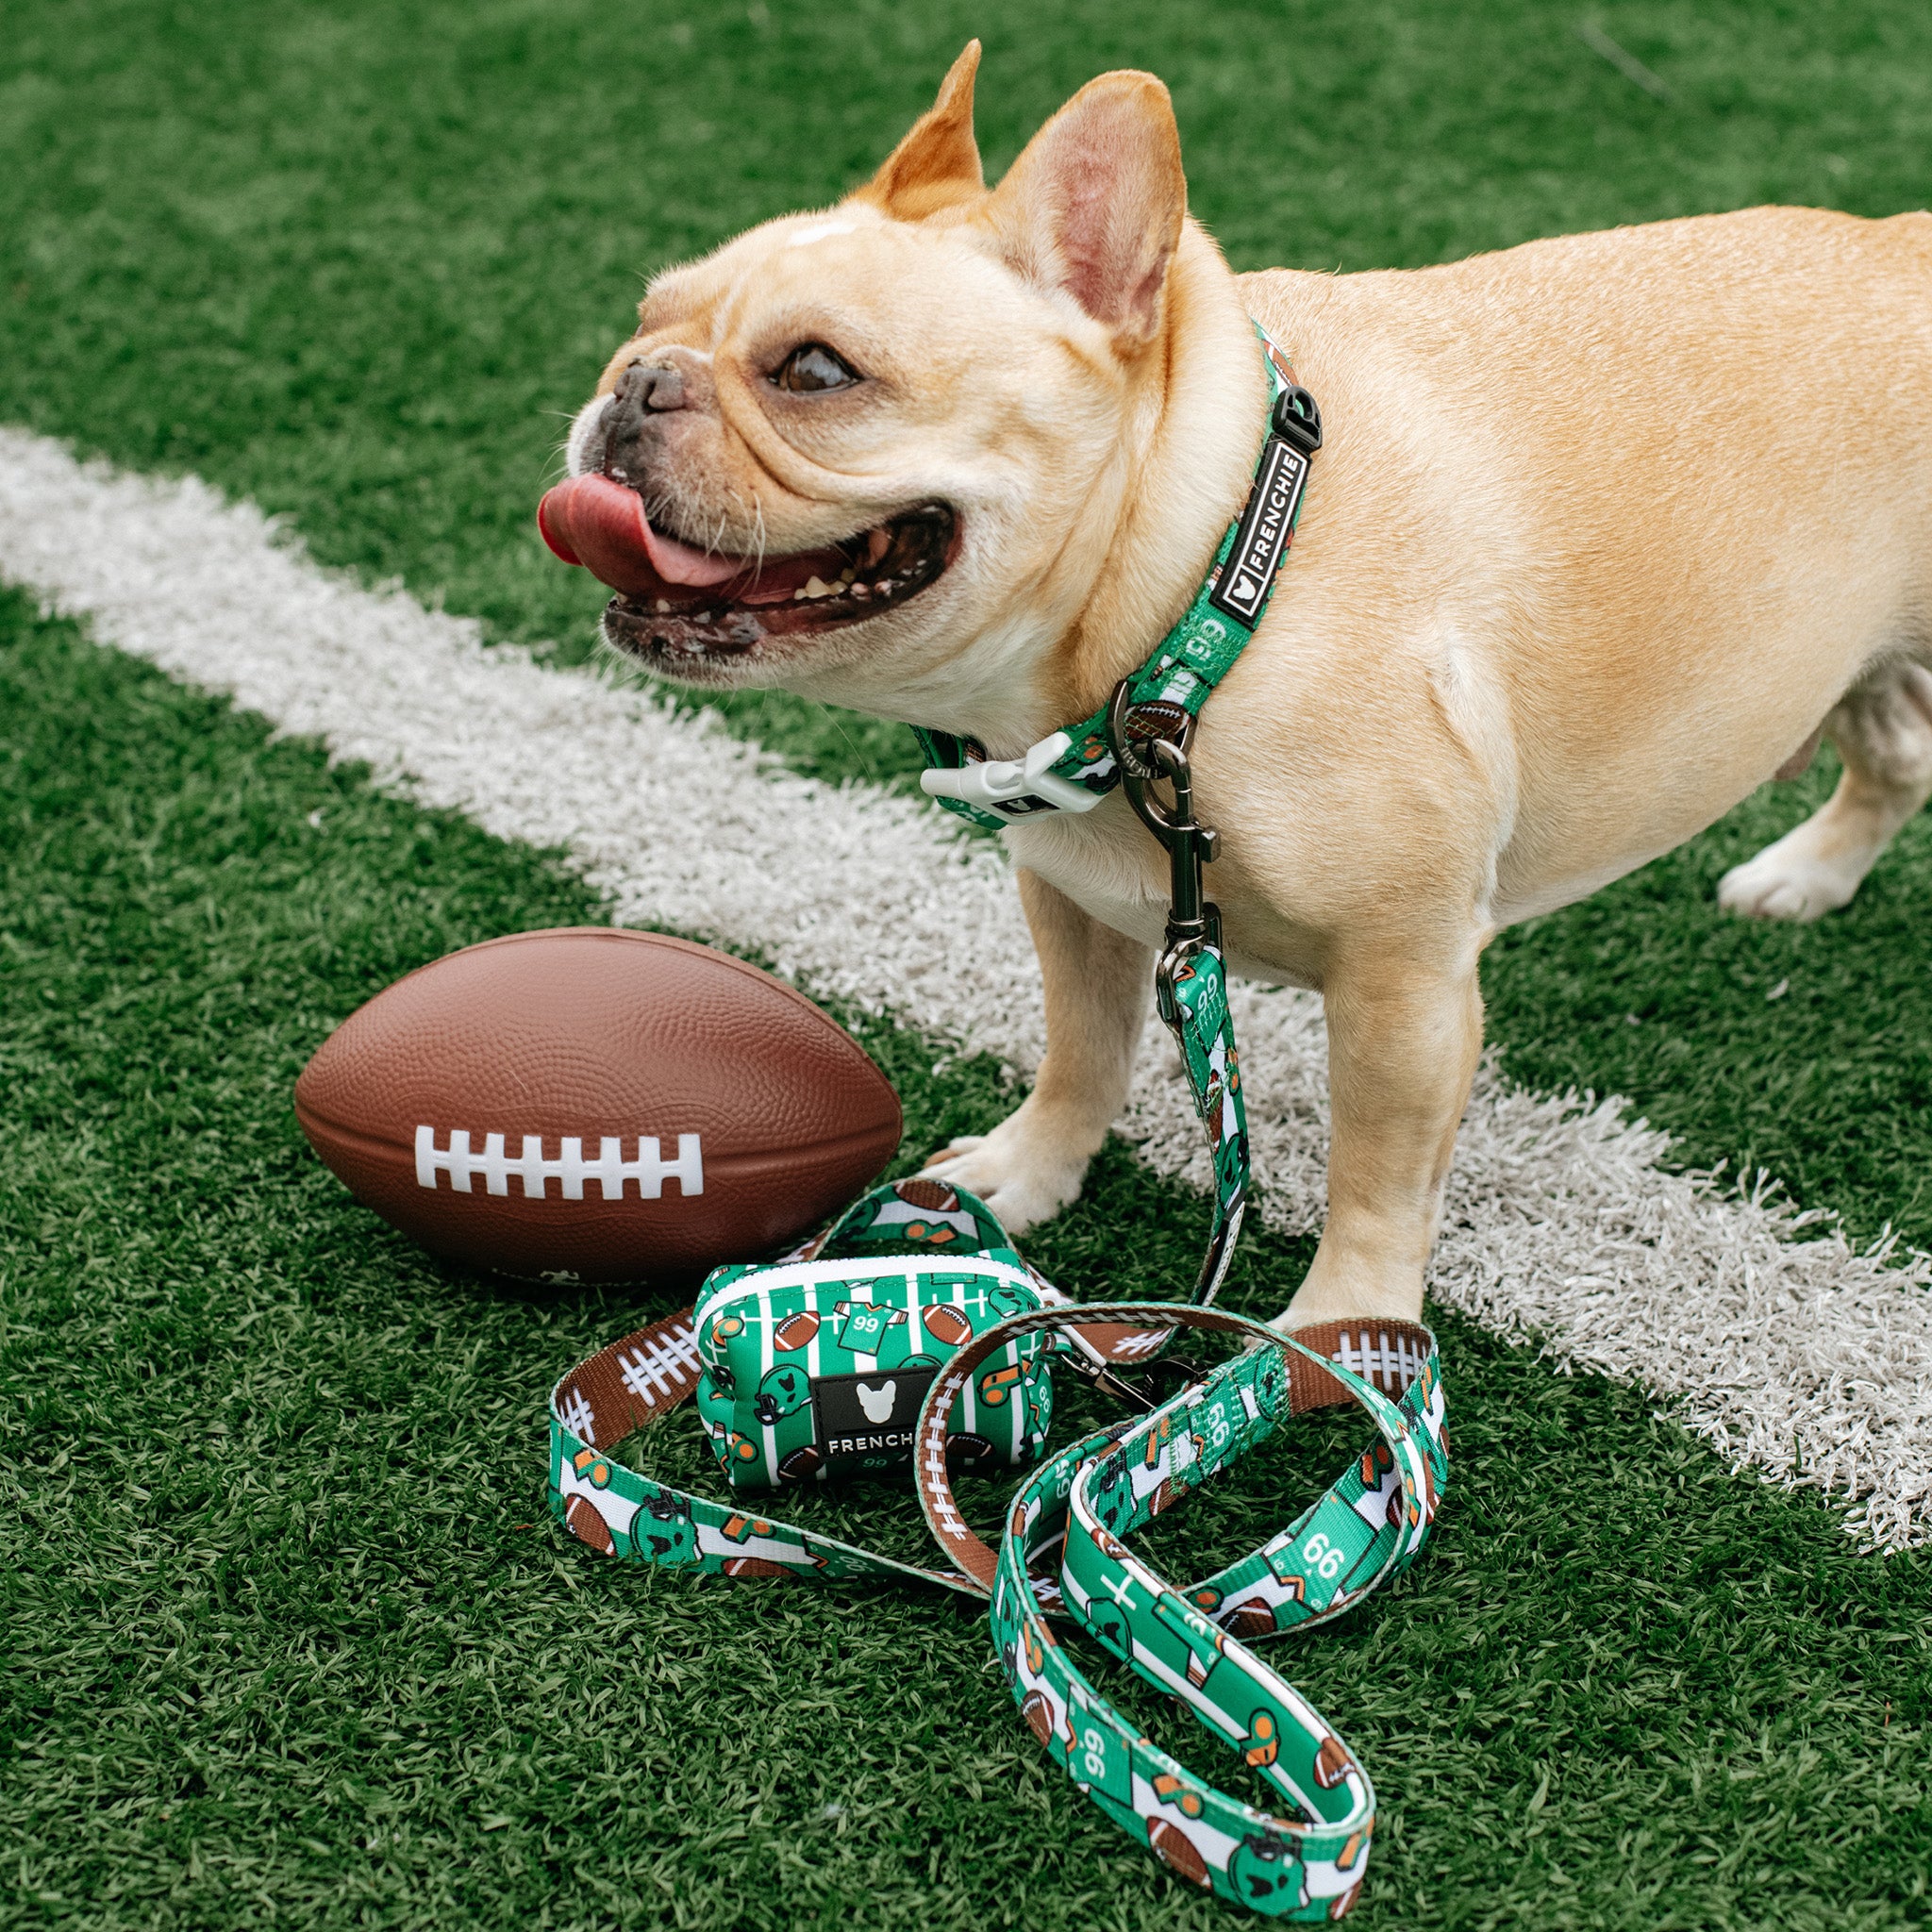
left=770, top=343, right=861, bottom=393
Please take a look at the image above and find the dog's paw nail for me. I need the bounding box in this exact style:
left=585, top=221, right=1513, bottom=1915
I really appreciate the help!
left=918, top=1135, right=983, bottom=1174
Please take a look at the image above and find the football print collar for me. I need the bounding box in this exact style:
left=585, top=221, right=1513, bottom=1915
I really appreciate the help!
left=911, top=321, right=1321, bottom=832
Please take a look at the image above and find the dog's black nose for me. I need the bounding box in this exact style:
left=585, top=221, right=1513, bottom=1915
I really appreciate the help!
left=602, top=360, right=685, bottom=484
left=625, top=360, right=686, bottom=411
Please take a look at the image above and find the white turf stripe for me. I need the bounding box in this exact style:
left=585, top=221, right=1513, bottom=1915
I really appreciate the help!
left=3, top=426, right=1929, bottom=1551
left=1122, top=990, right=1932, bottom=1550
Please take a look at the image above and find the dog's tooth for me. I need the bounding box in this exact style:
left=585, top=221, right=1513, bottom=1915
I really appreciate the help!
left=656, top=599, right=671, bottom=613
left=838, top=566, right=855, bottom=584
left=804, top=575, right=832, bottom=599
left=850, top=583, right=871, bottom=602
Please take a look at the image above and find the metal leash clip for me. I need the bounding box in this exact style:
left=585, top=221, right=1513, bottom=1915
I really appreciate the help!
left=1088, top=1350, right=1213, bottom=1415
left=1104, top=680, right=1250, bottom=1309
left=1105, top=682, right=1219, bottom=975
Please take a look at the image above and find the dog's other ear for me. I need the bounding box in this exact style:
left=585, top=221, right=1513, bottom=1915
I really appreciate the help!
left=855, top=41, right=985, bottom=222
left=981, top=71, right=1186, bottom=353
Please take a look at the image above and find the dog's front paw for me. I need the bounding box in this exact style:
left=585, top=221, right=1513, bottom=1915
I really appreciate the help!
left=1717, top=838, right=1860, bottom=922
left=917, top=1107, right=1092, bottom=1237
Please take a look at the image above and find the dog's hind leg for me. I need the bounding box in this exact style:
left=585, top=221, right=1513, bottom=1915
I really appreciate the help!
left=917, top=868, right=1151, bottom=1235
left=1718, top=658, right=1932, bottom=922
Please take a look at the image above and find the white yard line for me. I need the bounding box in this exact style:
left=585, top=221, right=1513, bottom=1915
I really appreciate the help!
left=4, top=425, right=1929, bottom=1550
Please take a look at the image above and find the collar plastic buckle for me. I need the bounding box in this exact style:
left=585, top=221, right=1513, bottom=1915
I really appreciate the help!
left=1273, top=382, right=1324, bottom=455
left=918, top=728, right=1105, bottom=818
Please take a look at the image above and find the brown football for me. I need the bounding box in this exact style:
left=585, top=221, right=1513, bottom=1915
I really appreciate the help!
left=1020, top=1690, right=1054, bottom=1747
left=773, top=1310, right=822, bottom=1353
left=564, top=1494, right=614, bottom=1555
left=1146, top=1818, right=1211, bottom=1889
left=922, top=1304, right=974, bottom=1348
left=294, top=927, right=902, bottom=1284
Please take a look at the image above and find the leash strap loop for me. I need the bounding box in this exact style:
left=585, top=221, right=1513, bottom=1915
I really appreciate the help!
left=912, top=1301, right=1444, bottom=1919
left=549, top=1303, right=977, bottom=1590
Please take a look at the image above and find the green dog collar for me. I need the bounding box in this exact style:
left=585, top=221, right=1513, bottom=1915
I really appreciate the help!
left=912, top=323, right=1319, bottom=832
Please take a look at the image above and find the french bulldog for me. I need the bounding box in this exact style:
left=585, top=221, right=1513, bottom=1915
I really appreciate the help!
left=541, top=42, right=1932, bottom=1329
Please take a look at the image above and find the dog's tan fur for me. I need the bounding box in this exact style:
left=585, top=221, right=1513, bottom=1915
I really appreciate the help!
left=562, top=44, right=1932, bottom=1327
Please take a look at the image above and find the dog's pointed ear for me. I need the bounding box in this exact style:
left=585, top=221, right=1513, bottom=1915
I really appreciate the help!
left=982, top=71, right=1186, bottom=353
left=855, top=42, right=984, bottom=221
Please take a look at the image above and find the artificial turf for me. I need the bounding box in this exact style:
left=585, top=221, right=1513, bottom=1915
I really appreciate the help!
left=5, top=1, right=1932, bottom=1925
left=6, top=593, right=1931, bottom=1932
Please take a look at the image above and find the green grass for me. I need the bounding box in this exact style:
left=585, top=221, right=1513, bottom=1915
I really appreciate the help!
left=6, top=596, right=1931, bottom=1932
left=1485, top=751, right=1932, bottom=1249
left=7, top=1, right=1932, bottom=1925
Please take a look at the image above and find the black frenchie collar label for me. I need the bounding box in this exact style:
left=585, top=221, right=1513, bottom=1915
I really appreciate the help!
left=813, top=1366, right=938, bottom=1469
left=1207, top=435, right=1309, bottom=628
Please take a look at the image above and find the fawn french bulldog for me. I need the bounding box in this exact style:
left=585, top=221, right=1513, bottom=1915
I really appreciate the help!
left=541, top=42, right=1932, bottom=1328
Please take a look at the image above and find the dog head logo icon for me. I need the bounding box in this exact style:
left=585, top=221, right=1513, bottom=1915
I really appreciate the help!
left=855, top=1379, right=897, bottom=1424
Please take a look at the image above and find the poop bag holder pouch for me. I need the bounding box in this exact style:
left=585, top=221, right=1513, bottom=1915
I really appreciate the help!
left=691, top=1178, right=1056, bottom=1492
left=550, top=1175, right=1165, bottom=1587
left=544, top=1166, right=1058, bottom=1530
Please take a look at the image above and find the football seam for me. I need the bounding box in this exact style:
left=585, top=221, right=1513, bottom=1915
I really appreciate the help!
left=292, top=1103, right=901, bottom=1175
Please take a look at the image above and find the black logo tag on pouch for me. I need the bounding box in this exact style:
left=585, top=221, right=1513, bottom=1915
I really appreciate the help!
left=813, top=1366, right=938, bottom=1469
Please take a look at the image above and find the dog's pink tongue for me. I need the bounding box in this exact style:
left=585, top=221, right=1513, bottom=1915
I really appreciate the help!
left=537, top=473, right=744, bottom=594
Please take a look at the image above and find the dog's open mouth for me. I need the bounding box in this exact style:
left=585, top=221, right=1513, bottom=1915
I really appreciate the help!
left=536, top=472, right=953, bottom=666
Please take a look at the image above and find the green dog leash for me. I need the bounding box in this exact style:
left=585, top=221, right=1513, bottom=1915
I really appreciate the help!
left=912, top=1301, right=1443, bottom=1920
left=549, top=1236, right=1444, bottom=1921
left=913, top=320, right=1320, bottom=1305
